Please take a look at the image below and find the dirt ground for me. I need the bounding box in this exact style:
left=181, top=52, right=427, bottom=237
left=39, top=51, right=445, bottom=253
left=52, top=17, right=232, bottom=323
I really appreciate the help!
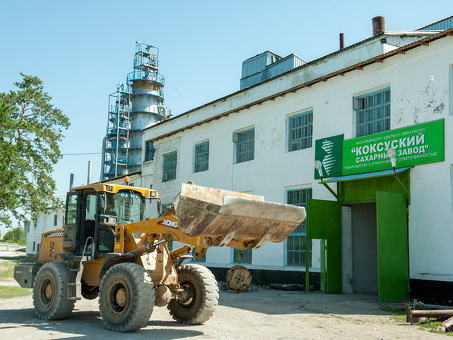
left=0, top=253, right=446, bottom=339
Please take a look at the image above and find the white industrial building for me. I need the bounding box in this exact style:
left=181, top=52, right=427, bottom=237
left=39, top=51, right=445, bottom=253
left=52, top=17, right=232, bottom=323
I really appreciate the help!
left=25, top=210, right=64, bottom=256
left=140, top=16, right=453, bottom=303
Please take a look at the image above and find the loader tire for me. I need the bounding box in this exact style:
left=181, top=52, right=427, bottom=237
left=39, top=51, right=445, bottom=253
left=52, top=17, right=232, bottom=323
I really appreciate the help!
left=99, top=263, right=154, bottom=332
left=168, top=263, right=219, bottom=324
left=33, top=262, right=75, bottom=320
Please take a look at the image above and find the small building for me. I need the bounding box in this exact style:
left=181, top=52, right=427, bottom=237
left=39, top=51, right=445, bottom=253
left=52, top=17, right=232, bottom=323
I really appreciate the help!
left=25, top=210, right=64, bottom=256
left=140, top=16, right=453, bottom=304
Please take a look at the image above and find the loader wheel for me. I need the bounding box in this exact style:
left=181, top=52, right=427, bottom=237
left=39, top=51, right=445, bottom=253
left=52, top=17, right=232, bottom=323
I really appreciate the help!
left=168, top=263, right=219, bottom=324
left=99, top=263, right=154, bottom=332
left=33, top=262, right=75, bottom=320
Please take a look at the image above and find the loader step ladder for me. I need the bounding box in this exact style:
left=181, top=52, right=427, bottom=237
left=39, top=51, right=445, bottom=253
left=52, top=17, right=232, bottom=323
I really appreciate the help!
left=66, top=237, right=94, bottom=301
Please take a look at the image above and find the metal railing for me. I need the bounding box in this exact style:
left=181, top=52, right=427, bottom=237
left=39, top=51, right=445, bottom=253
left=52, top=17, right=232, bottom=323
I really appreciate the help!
left=127, top=70, right=165, bottom=85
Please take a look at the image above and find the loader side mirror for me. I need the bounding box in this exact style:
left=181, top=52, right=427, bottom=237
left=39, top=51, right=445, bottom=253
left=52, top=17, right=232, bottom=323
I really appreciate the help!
left=99, top=214, right=117, bottom=226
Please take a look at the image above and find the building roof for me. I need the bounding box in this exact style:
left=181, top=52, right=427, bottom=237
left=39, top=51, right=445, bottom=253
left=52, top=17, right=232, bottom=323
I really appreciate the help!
left=417, top=15, right=453, bottom=30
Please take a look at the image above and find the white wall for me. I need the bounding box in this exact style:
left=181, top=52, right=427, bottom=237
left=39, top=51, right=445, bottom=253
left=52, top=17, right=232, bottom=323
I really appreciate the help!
left=143, top=34, right=453, bottom=281
left=26, top=211, right=64, bottom=255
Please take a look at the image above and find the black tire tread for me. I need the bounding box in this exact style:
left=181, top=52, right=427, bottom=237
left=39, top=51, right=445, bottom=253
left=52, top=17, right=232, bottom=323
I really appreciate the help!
left=33, top=262, right=75, bottom=320
left=99, top=262, right=154, bottom=332
left=168, top=263, right=219, bottom=324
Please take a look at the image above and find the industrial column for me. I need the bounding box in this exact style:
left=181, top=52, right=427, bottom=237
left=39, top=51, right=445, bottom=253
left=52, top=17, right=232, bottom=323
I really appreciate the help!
left=101, top=42, right=169, bottom=180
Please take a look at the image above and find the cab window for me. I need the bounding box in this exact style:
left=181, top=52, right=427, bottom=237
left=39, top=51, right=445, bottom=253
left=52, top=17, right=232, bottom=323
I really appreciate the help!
left=104, top=190, right=145, bottom=224
left=65, top=193, right=78, bottom=225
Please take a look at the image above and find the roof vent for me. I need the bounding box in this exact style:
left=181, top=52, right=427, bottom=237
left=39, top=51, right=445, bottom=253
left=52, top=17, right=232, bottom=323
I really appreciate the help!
left=372, top=16, right=385, bottom=35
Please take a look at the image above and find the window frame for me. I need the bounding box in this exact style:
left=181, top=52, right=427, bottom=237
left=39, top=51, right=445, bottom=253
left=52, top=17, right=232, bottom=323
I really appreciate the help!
left=288, top=110, right=313, bottom=152
left=162, top=151, right=177, bottom=182
left=354, top=87, right=391, bottom=137
left=144, top=141, right=155, bottom=162
left=233, top=248, right=252, bottom=264
left=194, top=140, right=209, bottom=173
left=233, top=127, right=255, bottom=164
left=286, top=187, right=312, bottom=267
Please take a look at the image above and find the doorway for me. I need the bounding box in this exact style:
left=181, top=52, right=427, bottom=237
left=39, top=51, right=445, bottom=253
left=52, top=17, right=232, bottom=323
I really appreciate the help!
left=309, top=174, right=410, bottom=301
left=351, top=203, right=377, bottom=293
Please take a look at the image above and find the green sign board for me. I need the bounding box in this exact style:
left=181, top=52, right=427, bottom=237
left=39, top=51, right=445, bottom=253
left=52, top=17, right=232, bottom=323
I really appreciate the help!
left=315, top=119, right=444, bottom=178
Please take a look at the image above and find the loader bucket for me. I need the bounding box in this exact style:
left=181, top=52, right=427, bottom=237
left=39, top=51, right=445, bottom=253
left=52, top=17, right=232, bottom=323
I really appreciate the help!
left=174, top=183, right=306, bottom=249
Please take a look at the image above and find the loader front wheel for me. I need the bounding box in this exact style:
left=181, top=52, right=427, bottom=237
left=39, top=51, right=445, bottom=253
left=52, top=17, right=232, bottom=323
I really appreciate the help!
left=99, top=263, right=154, bottom=332
left=168, top=264, right=219, bottom=324
left=33, top=262, right=75, bottom=320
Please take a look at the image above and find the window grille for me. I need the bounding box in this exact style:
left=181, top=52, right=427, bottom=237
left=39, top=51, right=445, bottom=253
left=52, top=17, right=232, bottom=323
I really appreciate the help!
left=354, top=88, right=390, bottom=137
left=162, top=151, right=177, bottom=182
left=233, top=128, right=255, bottom=163
left=194, top=141, right=209, bottom=172
left=233, top=248, right=252, bottom=264
left=144, top=141, right=155, bottom=162
left=287, top=188, right=312, bottom=266
left=288, top=111, right=313, bottom=151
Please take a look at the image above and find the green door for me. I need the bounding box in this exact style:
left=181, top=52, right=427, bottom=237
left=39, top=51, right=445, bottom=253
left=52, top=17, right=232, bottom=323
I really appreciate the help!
left=376, top=191, right=409, bottom=302
left=308, top=199, right=342, bottom=293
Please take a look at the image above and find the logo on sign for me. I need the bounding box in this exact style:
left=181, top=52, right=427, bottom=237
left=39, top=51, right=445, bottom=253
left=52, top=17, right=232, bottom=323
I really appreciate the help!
left=321, top=139, right=335, bottom=176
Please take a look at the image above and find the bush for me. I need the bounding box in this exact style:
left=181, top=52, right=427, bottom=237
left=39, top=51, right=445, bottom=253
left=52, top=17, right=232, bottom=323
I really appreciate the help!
left=3, top=227, right=26, bottom=245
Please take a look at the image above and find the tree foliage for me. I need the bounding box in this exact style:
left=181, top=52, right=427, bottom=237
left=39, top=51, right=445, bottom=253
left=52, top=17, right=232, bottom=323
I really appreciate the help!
left=0, top=74, right=70, bottom=227
left=3, top=227, right=26, bottom=245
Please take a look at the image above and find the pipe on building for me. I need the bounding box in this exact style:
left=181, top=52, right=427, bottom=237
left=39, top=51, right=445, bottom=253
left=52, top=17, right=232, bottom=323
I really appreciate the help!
left=339, top=33, right=345, bottom=49
left=372, top=16, right=385, bottom=35
left=157, top=105, right=169, bottom=119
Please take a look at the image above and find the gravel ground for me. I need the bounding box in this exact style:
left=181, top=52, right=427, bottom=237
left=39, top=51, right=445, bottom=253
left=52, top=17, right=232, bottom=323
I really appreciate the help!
left=0, top=252, right=446, bottom=339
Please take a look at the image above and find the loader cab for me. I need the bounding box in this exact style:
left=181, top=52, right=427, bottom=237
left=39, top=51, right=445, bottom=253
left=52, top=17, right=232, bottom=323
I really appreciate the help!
left=62, top=183, right=160, bottom=256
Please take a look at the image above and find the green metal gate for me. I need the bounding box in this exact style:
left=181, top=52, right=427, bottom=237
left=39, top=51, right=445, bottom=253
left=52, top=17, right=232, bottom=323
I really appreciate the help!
left=376, top=191, right=409, bottom=302
left=308, top=199, right=342, bottom=293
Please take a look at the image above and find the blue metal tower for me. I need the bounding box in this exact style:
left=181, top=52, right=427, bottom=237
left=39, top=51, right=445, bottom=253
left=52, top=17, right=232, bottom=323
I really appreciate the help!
left=101, top=43, right=169, bottom=180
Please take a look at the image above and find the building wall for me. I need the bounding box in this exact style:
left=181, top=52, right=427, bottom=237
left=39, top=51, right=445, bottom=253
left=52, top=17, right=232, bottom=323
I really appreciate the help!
left=26, top=211, right=64, bottom=255
left=143, top=32, right=453, bottom=284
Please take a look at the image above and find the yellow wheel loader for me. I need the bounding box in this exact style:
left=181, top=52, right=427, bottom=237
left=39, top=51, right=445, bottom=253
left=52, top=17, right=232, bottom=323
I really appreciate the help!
left=14, top=182, right=305, bottom=332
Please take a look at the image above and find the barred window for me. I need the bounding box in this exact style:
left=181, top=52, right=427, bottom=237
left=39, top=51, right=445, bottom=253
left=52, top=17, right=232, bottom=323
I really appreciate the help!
left=287, top=188, right=312, bottom=266
left=288, top=111, right=313, bottom=151
left=162, top=151, right=177, bottom=182
left=194, top=141, right=209, bottom=172
left=233, top=248, right=252, bottom=264
left=354, top=88, right=390, bottom=137
left=234, top=128, right=255, bottom=164
left=144, top=141, right=155, bottom=162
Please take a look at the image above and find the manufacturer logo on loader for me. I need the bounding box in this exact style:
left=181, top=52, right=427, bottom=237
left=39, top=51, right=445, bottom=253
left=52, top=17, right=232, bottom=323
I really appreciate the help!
left=158, top=219, right=178, bottom=229
left=45, top=231, right=64, bottom=238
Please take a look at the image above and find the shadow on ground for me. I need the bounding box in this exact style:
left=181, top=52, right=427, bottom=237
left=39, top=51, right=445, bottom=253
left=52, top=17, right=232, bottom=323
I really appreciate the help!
left=0, top=307, right=204, bottom=339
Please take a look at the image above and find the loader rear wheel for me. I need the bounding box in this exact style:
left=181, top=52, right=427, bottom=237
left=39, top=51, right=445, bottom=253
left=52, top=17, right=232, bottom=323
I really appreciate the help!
left=168, top=263, right=219, bottom=324
left=33, top=262, right=75, bottom=320
left=99, top=263, right=154, bottom=332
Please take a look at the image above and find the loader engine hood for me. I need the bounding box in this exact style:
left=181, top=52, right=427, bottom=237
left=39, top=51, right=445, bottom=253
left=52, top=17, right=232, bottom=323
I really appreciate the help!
left=174, top=183, right=306, bottom=249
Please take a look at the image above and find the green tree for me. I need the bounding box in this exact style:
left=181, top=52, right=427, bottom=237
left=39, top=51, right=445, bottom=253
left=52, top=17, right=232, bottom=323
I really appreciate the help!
left=0, top=74, right=70, bottom=227
left=3, top=227, right=26, bottom=245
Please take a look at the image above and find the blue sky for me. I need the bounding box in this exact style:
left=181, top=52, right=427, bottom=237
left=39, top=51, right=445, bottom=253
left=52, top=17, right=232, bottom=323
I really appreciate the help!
left=0, top=0, right=451, bottom=233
